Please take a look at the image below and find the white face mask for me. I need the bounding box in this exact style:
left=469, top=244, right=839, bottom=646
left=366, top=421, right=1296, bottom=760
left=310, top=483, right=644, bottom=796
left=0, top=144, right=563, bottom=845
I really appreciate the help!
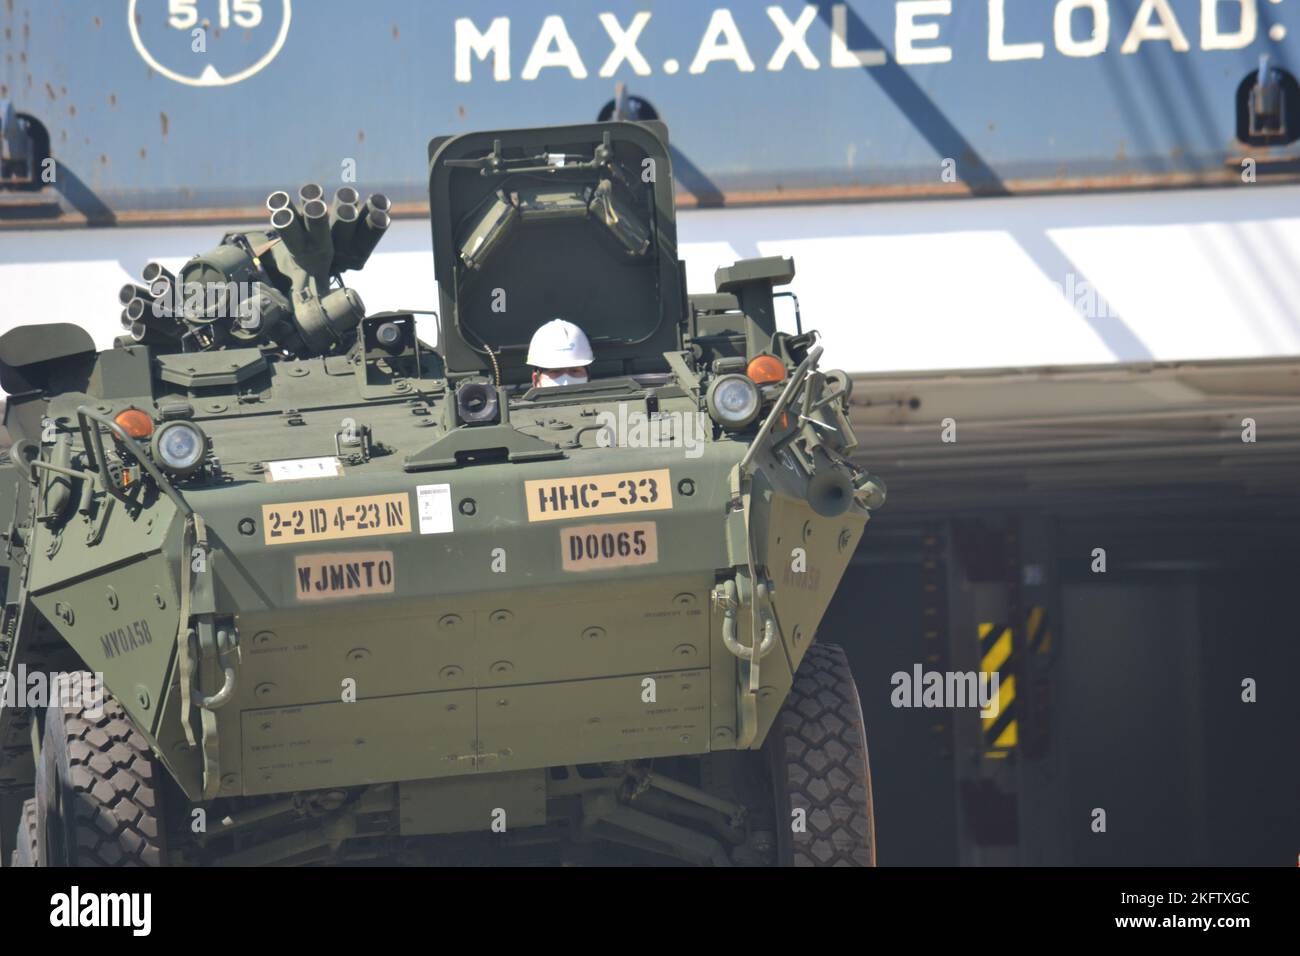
left=538, top=370, right=588, bottom=388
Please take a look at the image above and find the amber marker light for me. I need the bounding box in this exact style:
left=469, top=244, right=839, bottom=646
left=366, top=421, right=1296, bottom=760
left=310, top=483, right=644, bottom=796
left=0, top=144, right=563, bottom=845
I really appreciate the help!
left=746, top=354, right=787, bottom=385
left=114, top=408, right=155, bottom=439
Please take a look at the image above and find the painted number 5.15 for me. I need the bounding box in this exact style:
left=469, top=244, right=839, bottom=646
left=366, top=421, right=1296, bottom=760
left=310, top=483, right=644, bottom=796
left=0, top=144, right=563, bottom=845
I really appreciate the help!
left=169, top=0, right=264, bottom=31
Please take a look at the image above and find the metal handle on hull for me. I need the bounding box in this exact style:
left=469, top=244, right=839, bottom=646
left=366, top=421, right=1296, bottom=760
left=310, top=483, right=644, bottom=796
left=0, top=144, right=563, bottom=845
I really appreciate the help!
left=191, top=628, right=238, bottom=710
left=715, top=577, right=776, bottom=661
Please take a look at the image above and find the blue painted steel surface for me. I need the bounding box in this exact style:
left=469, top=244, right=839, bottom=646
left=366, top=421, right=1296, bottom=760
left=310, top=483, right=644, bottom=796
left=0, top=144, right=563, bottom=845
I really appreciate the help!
left=0, top=0, right=1296, bottom=220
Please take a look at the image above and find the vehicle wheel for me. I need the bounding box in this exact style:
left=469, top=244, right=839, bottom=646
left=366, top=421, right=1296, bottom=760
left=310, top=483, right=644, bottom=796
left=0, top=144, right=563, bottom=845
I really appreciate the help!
left=11, top=797, right=37, bottom=866
left=765, top=643, right=876, bottom=866
left=35, top=672, right=166, bottom=866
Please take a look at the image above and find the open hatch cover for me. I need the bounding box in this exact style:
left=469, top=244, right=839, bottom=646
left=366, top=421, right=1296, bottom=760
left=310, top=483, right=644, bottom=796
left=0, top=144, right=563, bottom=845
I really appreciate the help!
left=427, top=122, right=683, bottom=383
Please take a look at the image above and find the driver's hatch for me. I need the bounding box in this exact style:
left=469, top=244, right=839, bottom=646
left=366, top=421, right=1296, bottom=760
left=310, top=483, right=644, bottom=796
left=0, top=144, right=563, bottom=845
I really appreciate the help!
left=426, top=121, right=684, bottom=385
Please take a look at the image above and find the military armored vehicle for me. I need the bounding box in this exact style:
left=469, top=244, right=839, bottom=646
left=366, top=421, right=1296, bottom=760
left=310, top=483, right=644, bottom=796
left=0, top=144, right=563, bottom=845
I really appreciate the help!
left=0, top=122, right=885, bottom=867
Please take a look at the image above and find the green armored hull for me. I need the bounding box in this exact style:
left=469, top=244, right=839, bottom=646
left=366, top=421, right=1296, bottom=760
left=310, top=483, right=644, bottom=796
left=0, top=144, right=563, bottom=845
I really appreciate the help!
left=0, top=122, right=884, bottom=866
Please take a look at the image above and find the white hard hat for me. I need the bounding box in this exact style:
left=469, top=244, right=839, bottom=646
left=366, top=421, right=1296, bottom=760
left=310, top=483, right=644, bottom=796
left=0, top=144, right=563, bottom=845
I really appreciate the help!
left=527, top=318, right=593, bottom=369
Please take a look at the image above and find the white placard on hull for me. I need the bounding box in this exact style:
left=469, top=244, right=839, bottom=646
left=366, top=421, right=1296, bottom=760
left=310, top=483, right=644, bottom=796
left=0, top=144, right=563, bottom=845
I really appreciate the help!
left=417, top=483, right=454, bottom=534
left=265, top=456, right=343, bottom=482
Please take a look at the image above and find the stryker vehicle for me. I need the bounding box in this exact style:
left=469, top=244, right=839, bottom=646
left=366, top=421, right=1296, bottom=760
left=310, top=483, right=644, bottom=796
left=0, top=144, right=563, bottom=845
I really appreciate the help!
left=0, top=122, right=885, bottom=867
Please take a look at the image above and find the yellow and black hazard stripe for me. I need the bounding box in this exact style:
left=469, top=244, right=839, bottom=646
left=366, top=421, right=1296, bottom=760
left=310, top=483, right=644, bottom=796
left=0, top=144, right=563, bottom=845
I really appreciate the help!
left=978, top=621, right=1017, bottom=756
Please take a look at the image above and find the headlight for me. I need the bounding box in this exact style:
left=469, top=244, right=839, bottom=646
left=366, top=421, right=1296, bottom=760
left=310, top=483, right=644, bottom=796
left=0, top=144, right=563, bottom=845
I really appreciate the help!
left=151, top=421, right=207, bottom=476
left=706, top=374, right=762, bottom=430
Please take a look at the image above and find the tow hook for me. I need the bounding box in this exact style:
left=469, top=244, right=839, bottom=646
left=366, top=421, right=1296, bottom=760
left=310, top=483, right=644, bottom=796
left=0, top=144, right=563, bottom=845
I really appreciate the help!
left=713, top=575, right=781, bottom=750
left=192, top=625, right=238, bottom=710
left=713, top=577, right=777, bottom=662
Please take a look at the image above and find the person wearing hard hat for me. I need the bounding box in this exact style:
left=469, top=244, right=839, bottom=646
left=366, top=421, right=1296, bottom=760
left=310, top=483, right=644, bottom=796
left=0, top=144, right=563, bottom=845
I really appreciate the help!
left=527, top=318, right=593, bottom=388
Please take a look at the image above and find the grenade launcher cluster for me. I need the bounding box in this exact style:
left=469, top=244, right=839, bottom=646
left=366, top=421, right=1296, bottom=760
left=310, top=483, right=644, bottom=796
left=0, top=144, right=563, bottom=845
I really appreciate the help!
left=114, top=185, right=391, bottom=357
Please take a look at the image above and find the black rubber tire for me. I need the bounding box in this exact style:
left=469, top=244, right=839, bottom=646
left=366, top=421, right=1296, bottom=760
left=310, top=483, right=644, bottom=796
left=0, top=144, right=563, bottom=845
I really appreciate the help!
left=11, top=797, right=37, bottom=867
left=35, top=672, right=166, bottom=866
left=766, top=643, right=877, bottom=866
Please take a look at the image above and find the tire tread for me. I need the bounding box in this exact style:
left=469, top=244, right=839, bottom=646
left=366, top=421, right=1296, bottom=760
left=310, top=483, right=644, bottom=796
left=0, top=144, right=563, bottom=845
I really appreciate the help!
left=768, top=643, right=876, bottom=867
left=50, top=674, right=164, bottom=867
